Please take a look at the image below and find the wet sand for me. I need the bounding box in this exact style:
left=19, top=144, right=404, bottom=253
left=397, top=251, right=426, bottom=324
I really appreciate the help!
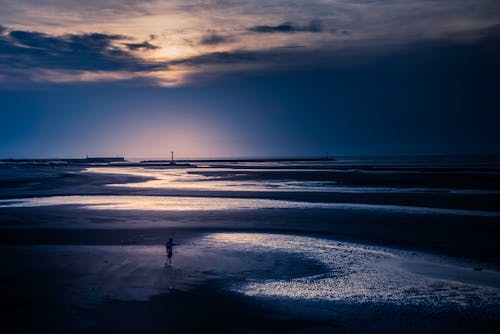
left=1, top=162, right=500, bottom=333
left=2, top=233, right=500, bottom=334
left=1, top=204, right=499, bottom=264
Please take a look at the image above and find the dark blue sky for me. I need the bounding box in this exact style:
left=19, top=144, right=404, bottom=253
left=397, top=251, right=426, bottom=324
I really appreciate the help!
left=1, top=1, right=499, bottom=158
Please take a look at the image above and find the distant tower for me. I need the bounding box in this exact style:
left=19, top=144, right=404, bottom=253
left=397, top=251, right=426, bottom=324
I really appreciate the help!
left=171, top=151, right=174, bottom=162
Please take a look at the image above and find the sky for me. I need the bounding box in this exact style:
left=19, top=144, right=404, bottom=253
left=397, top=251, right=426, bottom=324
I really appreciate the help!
left=1, top=0, right=499, bottom=158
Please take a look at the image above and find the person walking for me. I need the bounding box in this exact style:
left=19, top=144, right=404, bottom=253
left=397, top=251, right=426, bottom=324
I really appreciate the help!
left=165, top=238, right=173, bottom=267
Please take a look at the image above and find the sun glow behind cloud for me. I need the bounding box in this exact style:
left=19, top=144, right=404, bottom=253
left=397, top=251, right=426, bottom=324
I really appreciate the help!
left=1, top=0, right=499, bottom=86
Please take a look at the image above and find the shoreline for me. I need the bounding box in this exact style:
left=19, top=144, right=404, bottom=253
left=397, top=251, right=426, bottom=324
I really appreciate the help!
left=1, top=162, right=499, bottom=333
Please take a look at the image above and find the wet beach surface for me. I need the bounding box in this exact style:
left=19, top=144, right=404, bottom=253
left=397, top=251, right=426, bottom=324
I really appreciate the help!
left=1, top=161, right=500, bottom=333
left=2, top=233, right=500, bottom=333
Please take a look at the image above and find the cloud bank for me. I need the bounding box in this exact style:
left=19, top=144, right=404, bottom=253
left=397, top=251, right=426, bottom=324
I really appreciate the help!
left=248, top=20, right=322, bottom=33
left=0, top=0, right=499, bottom=86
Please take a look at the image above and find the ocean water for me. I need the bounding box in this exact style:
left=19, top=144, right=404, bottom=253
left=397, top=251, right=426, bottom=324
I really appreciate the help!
left=85, top=166, right=500, bottom=194
left=1, top=160, right=499, bottom=217
left=1, top=195, right=499, bottom=217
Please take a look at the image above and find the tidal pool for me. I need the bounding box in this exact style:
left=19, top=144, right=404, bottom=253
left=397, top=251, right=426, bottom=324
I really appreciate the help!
left=200, top=233, right=500, bottom=307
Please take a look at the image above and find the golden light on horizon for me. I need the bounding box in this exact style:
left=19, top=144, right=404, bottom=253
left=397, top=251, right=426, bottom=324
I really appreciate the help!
left=99, top=114, right=245, bottom=159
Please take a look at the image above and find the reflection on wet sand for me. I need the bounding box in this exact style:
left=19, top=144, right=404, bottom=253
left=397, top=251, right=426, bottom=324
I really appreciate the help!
left=84, top=166, right=500, bottom=195
left=203, top=233, right=500, bottom=307
left=86, top=167, right=341, bottom=192
left=6, top=233, right=498, bottom=310
left=1, top=195, right=500, bottom=217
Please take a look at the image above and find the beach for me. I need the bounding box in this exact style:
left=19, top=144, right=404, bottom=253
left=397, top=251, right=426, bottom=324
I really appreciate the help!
left=1, top=159, right=500, bottom=333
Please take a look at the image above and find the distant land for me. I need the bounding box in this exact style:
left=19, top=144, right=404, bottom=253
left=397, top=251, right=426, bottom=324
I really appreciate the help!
left=0, top=157, right=126, bottom=164
left=0, top=156, right=334, bottom=166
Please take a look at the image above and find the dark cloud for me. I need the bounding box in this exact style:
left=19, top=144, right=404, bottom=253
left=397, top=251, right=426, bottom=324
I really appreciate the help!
left=169, top=44, right=352, bottom=68
left=1, top=22, right=499, bottom=87
left=249, top=20, right=322, bottom=33
left=0, top=27, right=165, bottom=77
left=170, top=51, right=263, bottom=66
left=168, top=24, right=500, bottom=89
left=124, top=41, right=160, bottom=50
left=199, top=32, right=231, bottom=45
left=482, top=24, right=500, bottom=47
left=8, top=30, right=125, bottom=54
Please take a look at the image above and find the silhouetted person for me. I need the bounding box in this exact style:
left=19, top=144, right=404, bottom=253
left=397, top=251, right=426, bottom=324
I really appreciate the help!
left=165, top=238, right=173, bottom=267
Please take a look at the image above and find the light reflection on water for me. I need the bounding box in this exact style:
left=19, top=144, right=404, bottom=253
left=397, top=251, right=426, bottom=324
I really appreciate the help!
left=0, top=195, right=319, bottom=211
left=202, top=233, right=500, bottom=307
left=6, top=233, right=500, bottom=309
left=86, top=167, right=340, bottom=192
left=1, top=195, right=500, bottom=216
left=85, top=167, right=500, bottom=195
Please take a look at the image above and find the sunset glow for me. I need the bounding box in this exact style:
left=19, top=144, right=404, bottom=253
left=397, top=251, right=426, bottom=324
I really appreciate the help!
left=2, top=2, right=500, bottom=333
left=2, top=0, right=499, bottom=86
left=1, top=0, right=499, bottom=158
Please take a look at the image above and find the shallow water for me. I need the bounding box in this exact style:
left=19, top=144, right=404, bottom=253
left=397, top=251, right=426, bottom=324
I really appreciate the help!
left=200, top=233, right=500, bottom=308
left=86, top=167, right=342, bottom=192
left=0, top=233, right=500, bottom=314
left=1, top=195, right=499, bottom=217
left=6, top=233, right=498, bottom=310
left=84, top=167, right=500, bottom=194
